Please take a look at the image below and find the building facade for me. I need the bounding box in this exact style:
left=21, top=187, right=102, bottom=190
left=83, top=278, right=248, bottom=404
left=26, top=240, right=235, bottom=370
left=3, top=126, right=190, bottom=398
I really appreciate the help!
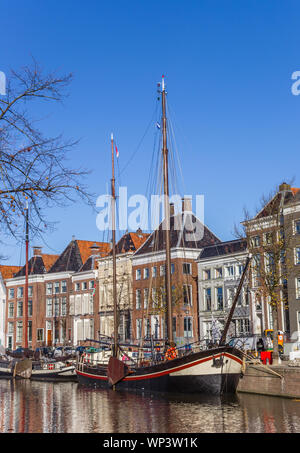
left=131, top=202, right=221, bottom=347
left=4, top=240, right=110, bottom=350
left=98, top=231, right=149, bottom=343
left=197, top=239, right=254, bottom=342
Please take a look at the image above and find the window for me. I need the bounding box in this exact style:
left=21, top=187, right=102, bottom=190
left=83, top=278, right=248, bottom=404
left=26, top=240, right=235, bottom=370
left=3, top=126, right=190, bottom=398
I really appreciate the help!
left=215, top=268, right=222, bottom=278
left=216, top=287, right=223, bottom=310
left=160, top=265, right=166, bottom=276
left=144, top=288, right=149, bottom=308
left=183, top=263, right=191, bottom=274
left=8, top=303, right=14, bottom=318
left=75, top=283, right=80, bottom=291
left=265, top=252, right=275, bottom=273
left=16, top=321, right=23, bottom=342
left=61, top=280, right=67, bottom=292
left=54, top=299, right=60, bottom=316
left=152, top=288, right=157, bottom=307
left=54, top=282, right=60, bottom=294
left=136, top=289, right=142, bottom=309
left=237, top=265, right=244, bottom=276
left=296, top=277, right=300, bottom=299
left=17, top=287, right=23, bottom=298
left=171, top=263, right=175, bottom=274
left=263, top=232, right=273, bottom=245
left=152, top=266, right=157, bottom=277
left=252, top=254, right=261, bottom=281
left=37, top=328, right=44, bottom=341
left=136, top=269, right=141, bottom=280
left=28, top=321, right=32, bottom=342
left=82, top=282, right=87, bottom=290
left=17, top=301, right=23, bottom=317
left=183, top=285, right=192, bottom=305
left=204, top=288, right=211, bottom=311
left=61, top=297, right=67, bottom=316
left=46, top=298, right=52, bottom=317
left=8, top=288, right=15, bottom=299
left=251, top=236, right=260, bottom=247
left=46, top=283, right=52, bottom=295
left=143, top=268, right=149, bottom=280
left=235, top=319, right=250, bottom=336
left=296, top=247, right=300, bottom=265
left=89, top=280, right=95, bottom=289
left=295, top=220, right=300, bottom=235
left=136, top=319, right=142, bottom=340
left=225, top=266, right=234, bottom=277
left=28, top=286, right=33, bottom=297
left=8, top=322, right=14, bottom=335
left=172, top=317, right=176, bottom=336
left=184, top=317, right=193, bottom=338
left=227, top=288, right=235, bottom=308
left=203, top=269, right=211, bottom=280
left=28, top=300, right=32, bottom=317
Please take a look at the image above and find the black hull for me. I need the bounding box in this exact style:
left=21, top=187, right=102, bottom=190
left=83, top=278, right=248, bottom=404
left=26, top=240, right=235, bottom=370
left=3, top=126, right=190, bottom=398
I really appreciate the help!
left=76, top=346, right=243, bottom=395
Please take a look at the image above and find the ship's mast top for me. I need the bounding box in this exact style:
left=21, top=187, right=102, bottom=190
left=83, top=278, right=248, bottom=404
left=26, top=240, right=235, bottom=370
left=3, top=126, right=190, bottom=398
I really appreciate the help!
left=160, top=75, right=173, bottom=343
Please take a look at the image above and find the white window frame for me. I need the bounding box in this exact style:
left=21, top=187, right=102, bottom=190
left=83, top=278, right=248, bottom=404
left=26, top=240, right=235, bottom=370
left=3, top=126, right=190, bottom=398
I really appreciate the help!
left=37, top=328, right=44, bottom=342
left=136, top=269, right=141, bottom=280
left=136, top=289, right=142, bottom=309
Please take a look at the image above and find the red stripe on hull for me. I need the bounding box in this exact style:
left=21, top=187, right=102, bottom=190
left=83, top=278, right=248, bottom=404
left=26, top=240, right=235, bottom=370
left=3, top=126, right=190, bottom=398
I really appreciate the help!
left=76, top=352, right=242, bottom=382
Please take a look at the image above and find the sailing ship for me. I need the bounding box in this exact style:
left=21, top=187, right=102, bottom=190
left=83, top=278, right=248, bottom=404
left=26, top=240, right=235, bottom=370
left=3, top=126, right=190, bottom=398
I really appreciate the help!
left=75, top=77, right=249, bottom=395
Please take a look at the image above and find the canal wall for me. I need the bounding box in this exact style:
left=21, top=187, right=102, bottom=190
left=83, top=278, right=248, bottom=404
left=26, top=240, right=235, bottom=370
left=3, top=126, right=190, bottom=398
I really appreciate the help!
left=237, top=363, right=300, bottom=399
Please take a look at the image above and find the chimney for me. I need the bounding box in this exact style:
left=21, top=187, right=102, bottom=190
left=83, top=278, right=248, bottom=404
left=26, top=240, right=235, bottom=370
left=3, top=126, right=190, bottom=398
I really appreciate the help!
left=279, top=182, right=292, bottom=192
left=136, top=227, right=143, bottom=236
left=182, top=197, right=192, bottom=212
left=33, top=246, right=42, bottom=256
left=170, top=203, right=175, bottom=216
left=89, top=243, right=100, bottom=256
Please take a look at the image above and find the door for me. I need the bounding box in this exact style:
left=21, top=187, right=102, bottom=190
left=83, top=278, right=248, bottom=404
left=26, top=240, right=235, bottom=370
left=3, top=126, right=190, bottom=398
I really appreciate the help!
left=47, top=329, right=52, bottom=346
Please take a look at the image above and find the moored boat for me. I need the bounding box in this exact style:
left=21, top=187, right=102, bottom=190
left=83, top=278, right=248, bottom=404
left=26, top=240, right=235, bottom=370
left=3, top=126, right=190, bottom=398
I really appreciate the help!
left=75, top=76, right=249, bottom=395
left=76, top=345, right=243, bottom=394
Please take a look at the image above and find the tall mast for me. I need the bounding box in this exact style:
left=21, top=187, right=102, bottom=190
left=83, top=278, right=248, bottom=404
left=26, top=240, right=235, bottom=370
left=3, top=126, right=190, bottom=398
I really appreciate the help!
left=111, top=133, right=118, bottom=357
left=161, top=76, right=173, bottom=342
left=24, top=201, right=29, bottom=349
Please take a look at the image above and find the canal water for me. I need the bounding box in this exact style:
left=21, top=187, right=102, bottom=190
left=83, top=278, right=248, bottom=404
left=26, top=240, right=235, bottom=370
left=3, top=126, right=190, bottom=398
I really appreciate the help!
left=1, top=379, right=300, bottom=433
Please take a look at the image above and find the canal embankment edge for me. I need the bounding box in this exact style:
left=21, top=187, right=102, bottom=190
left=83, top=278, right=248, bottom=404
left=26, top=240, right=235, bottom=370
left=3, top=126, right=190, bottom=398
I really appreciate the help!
left=237, top=364, right=300, bottom=399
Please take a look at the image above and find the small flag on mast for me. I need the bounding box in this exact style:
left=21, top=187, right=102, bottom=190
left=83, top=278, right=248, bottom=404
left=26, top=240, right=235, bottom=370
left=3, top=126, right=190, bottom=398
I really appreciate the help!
left=156, top=122, right=161, bottom=129
left=115, top=144, right=119, bottom=158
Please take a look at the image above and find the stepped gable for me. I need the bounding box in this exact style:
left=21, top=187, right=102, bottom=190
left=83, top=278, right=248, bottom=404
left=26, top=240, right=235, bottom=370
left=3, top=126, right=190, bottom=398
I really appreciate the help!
left=0, top=265, right=22, bottom=280
left=134, top=213, right=221, bottom=256
left=49, top=239, right=110, bottom=273
left=199, top=239, right=247, bottom=260
left=111, top=231, right=150, bottom=255
left=14, top=253, right=59, bottom=277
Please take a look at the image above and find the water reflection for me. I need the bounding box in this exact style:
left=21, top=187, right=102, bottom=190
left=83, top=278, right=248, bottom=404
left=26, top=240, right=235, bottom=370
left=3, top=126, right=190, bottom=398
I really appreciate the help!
left=0, top=379, right=300, bottom=433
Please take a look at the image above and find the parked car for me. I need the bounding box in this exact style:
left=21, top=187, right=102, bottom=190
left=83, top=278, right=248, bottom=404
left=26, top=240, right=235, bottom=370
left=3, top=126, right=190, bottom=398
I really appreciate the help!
left=75, top=346, right=86, bottom=355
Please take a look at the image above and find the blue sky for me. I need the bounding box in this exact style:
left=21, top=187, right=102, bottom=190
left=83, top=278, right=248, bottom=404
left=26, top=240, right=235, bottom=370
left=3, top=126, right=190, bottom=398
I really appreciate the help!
left=1, top=0, right=300, bottom=265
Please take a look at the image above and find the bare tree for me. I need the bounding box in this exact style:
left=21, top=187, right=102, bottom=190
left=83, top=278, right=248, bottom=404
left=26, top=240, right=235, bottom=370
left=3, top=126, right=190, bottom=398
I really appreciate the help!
left=235, top=183, right=294, bottom=364
left=0, top=59, right=92, bottom=243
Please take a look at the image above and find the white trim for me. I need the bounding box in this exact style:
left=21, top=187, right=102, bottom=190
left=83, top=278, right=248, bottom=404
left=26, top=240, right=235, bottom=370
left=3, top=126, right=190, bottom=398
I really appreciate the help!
left=132, top=247, right=201, bottom=266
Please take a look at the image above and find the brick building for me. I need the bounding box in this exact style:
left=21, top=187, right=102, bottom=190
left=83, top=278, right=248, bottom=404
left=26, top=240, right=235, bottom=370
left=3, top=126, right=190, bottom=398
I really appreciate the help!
left=98, top=231, right=149, bottom=342
left=4, top=239, right=110, bottom=350
left=244, top=183, right=300, bottom=339
left=0, top=265, right=21, bottom=347
left=131, top=202, right=221, bottom=347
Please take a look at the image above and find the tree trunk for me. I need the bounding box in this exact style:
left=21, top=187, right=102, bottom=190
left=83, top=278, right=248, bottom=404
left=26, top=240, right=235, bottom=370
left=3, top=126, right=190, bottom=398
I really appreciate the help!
left=272, top=305, right=280, bottom=365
